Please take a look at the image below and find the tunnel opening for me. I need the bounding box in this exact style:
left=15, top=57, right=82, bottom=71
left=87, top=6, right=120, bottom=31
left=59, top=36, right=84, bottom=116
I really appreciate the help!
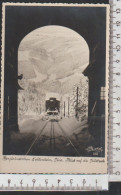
left=18, top=25, right=89, bottom=132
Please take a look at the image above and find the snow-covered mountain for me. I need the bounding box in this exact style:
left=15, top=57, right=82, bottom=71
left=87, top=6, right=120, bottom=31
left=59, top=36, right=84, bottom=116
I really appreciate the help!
left=18, top=26, right=89, bottom=95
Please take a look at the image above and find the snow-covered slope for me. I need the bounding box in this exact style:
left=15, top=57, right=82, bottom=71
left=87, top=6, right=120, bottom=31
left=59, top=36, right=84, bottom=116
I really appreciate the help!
left=18, top=26, right=89, bottom=94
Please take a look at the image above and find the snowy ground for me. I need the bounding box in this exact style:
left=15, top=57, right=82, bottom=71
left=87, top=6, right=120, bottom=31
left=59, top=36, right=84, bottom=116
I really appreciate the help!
left=4, top=116, right=99, bottom=156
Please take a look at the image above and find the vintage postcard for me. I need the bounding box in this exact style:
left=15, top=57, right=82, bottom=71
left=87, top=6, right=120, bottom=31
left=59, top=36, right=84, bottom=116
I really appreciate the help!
left=0, top=3, right=109, bottom=174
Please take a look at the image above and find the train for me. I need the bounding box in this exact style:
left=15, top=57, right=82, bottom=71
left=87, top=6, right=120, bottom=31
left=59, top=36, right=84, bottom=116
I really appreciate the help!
left=45, top=93, right=60, bottom=120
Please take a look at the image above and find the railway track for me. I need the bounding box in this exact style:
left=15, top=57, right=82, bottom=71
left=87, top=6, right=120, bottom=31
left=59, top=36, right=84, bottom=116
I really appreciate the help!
left=25, top=119, right=80, bottom=156
left=50, top=121, right=56, bottom=152
left=25, top=121, right=48, bottom=155
left=56, top=121, right=80, bottom=156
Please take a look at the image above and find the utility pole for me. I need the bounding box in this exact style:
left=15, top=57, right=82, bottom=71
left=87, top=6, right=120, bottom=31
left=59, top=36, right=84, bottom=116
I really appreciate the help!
left=60, top=101, right=63, bottom=119
left=77, top=87, right=79, bottom=108
left=64, top=101, right=65, bottom=117
left=76, top=87, right=79, bottom=119
left=68, top=97, right=70, bottom=118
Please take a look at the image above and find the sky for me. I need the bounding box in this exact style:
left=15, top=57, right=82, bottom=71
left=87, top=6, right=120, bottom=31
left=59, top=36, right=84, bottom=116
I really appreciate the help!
left=18, top=25, right=89, bottom=94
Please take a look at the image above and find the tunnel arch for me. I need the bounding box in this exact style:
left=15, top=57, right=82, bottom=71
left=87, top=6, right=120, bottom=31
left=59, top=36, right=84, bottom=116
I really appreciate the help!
left=18, top=25, right=90, bottom=123
left=18, top=25, right=90, bottom=54
left=18, top=25, right=90, bottom=77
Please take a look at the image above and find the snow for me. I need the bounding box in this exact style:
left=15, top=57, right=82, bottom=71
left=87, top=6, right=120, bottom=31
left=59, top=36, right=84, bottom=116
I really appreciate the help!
left=59, top=117, right=88, bottom=136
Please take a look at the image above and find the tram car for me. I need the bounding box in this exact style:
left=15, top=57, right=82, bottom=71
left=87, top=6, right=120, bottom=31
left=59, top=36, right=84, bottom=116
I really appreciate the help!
left=45, top=93, right=60, bottom=119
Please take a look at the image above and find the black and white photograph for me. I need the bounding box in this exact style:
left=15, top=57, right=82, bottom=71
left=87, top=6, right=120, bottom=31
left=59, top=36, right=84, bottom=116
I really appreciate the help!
left=1, top=3, right=109, bottom=173
left=17, top=25, right=90, bottom=157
